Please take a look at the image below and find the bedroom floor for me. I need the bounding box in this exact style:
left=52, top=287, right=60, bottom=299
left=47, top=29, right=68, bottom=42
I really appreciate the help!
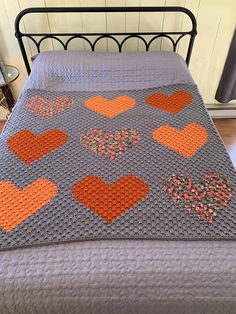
left=213, top=118, right=236, bottom=167
left=1, top=118, right=236, bottom=168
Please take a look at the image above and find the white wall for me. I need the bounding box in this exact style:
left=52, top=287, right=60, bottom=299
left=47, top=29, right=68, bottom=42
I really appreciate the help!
left=0, top=0, right=236, bottom=119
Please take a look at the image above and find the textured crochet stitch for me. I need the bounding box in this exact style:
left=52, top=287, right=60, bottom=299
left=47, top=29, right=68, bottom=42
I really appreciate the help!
left=0, top=83, right=235, bottom=250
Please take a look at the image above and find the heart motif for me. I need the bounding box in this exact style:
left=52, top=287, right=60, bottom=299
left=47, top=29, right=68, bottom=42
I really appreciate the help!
left=163, top=173, right=233, bottom=223
left=8, top=129, right=68, bottom=164
left=84, top=95, right=136, bottom=118
left=146, top=90, right=193, bottom=114
left=0, top=179, right=57, bottom=232
left=152, top=123, right=208, bottom=158
left=80, top=128, right=140, bottom=160
left=25, top=95, right=75, bottom=118
left=72, top=175, right=149, bottom=223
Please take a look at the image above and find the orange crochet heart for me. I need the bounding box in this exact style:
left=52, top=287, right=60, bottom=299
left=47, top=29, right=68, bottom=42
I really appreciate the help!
left=152, top=123, right=208, bottom=158
left=84, top=95, right=136, bottom=118
left=0, top=179, right=57, bottom=232
left=146, top=90, right=193, bottom=114
left=8, top=129, right=68, bottom=164
left=72, top=175, right=149, bottom=222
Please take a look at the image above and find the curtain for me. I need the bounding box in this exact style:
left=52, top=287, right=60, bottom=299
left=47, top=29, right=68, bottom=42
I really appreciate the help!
left=215, top=29, right=236, bottom=103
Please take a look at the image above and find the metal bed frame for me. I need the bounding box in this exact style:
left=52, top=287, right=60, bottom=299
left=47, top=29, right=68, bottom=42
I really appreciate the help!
left=15, top=6, right=197, bottom=75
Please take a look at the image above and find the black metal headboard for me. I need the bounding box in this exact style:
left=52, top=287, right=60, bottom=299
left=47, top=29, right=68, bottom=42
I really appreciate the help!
left=15, top=6, right=197, bottom=75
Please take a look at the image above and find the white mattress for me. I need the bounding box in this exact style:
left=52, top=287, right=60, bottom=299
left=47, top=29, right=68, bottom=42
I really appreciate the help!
left=1, top=51, right=236, bottom=314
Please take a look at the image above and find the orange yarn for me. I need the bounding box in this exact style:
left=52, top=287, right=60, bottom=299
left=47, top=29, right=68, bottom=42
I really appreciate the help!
left=84, top=95, right=136, bottom=118
left=72, top=175, right=149, bottom=223
left=146, top=90, right=193, bottom=114
left=152, top=122, right=208, bottom=158
left=8, top=129, right=68, bottom=164
left=0, top=179, right=57, bottom=232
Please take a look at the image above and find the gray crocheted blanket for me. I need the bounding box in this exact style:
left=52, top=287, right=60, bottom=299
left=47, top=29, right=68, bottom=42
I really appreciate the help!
left=0, top=83, right=236, bottom=250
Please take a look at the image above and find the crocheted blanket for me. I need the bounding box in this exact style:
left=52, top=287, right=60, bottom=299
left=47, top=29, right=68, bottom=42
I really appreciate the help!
left=0, top=84, right=236, bottom=250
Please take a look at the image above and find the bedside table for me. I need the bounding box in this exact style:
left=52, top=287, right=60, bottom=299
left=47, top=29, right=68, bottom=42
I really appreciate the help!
left=0, top=65, right=19, bottom=112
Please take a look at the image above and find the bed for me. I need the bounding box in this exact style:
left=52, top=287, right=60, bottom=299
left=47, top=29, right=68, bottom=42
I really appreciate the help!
left=0, top=6, right=236, bottom=314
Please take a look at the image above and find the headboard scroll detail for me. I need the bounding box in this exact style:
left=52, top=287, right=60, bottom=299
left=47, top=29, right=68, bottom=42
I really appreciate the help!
left=15, top=6, right=197, bottom=75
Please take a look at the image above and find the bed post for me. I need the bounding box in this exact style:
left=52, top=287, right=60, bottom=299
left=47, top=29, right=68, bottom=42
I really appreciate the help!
left=15, top=12, right=31, bottom=75
left=15, top=34, right=31, bottom=75
left=186, top=36, right=196, bottom=66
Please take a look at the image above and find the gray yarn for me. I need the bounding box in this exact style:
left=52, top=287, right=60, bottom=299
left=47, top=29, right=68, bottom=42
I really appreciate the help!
left=0, top=83, right=236, bottom=250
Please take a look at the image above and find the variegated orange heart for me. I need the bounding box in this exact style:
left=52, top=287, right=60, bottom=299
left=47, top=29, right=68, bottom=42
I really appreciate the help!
left=80, top=128, right=140, bottom=160
left=163, top=173, right=233, bottom=223
left=25, top=95, right=75, bottom=118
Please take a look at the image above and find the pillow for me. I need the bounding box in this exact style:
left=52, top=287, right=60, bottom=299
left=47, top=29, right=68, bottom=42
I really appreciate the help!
left=26, top=50, right=194, bottom=91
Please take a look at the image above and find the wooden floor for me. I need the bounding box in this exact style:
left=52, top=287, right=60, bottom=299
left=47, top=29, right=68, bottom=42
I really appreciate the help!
left=0, top=120, right=5, bottom=132
left=1, top=118, right=236, bottom=167
left=213, top=119, right=236, bottom=167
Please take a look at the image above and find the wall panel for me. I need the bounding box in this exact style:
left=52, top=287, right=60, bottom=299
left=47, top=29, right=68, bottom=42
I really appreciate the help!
left=139, top=0, right=165, bottom=51
left=177, top=0, right=200, bottom=59
left=45, top=0, right=85, bottom=51
left=124, top=0, right=140, bottom=52
left=105, top=0, right=126, bottom=52
left=203, top=0, right=236, bottom=104
left=80, top=0, right=107, bottom=51
left=161, top=0, right=186, bottom=51
left=18, top=0, right=53, bottom=56
left=189, top=0, right=223, bottom=100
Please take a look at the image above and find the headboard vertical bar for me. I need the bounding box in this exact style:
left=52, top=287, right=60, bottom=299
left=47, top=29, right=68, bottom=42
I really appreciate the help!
left=16, top=34, right=31, bottom=74
left=186, top=35, right=196, bottom=66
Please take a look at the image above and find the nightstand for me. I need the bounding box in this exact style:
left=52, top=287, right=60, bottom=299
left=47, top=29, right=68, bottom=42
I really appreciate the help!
left=0, top=65, right=19, bottom=112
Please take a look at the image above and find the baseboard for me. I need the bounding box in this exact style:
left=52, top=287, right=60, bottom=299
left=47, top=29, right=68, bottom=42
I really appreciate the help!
left=208, top=109, right=236, bottom=118
left=1, top=110, right=236, bottom=120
